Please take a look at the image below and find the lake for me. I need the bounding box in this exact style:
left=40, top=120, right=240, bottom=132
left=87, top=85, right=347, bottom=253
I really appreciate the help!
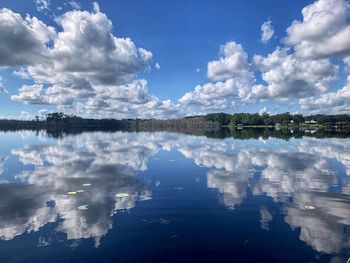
left=0, top=130, right=349, bottom=263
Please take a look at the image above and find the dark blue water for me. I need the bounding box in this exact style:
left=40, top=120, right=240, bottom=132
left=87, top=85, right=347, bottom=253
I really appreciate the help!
left=0, top=131, right=349, bottom=262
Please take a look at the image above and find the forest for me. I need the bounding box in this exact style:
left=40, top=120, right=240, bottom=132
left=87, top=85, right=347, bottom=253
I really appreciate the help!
left=204, top=112, right=350, bottom=126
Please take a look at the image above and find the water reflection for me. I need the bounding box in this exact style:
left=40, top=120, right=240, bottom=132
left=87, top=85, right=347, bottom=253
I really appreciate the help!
left=7, top=133, right=154, bottom=246
left=1, top=131, right=350, bottom=259
left=0, top=156, right=7, bottom=176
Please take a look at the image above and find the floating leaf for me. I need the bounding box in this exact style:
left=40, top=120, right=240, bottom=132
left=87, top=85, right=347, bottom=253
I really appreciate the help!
left=115, top=193, right=130, bottom=198
left=304, top=205, right=316, bottom=210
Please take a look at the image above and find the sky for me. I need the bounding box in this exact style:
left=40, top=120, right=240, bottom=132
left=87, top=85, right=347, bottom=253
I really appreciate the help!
left=0, top=0, right=350, bottom=119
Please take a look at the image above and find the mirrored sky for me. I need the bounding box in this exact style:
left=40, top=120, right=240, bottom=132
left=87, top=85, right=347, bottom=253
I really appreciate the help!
left=0, top=131, right=350, bottom=262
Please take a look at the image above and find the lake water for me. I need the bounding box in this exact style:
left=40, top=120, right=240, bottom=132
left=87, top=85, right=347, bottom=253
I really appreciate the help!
left=0, top=130, right=350, bottom=262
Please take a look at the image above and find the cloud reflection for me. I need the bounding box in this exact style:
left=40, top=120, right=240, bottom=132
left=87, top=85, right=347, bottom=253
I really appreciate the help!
left=8, top=133, right=155, bottom=246
left=2, top=131, right=350, bottom=255
left=0, top=156, right=7, bottom=176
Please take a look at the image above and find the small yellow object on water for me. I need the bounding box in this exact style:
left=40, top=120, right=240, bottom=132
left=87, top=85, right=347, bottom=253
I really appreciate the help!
left=67, top=191, right=78, bottom=195
left=82, top=183, right=92, bottom=187
left=115, top=193, right=130, bottom=198
left=304, top=205, right=316, bottom=210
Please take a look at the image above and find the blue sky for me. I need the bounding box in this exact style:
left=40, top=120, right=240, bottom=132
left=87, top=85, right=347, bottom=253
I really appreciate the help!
left=0, top=0, right=349, bottom=119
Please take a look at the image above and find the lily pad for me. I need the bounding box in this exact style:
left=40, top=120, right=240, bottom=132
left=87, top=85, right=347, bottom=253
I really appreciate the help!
left=304, top=205, right=316, bottom=210
left=115, top=193, right=130, bottom=198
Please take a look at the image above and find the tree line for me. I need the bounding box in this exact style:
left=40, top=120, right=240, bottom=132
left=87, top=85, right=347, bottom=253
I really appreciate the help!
left=204, top=112, right=350, bottom=126
left=1, top=112, right=350, bottom=132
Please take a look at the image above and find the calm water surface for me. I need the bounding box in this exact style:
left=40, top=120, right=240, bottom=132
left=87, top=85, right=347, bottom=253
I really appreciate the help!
left=0, top=131, right=349, bottom=262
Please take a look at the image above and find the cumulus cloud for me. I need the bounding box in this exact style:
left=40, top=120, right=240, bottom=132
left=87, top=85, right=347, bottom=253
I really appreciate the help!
left=299, top=75, right=350, bottom=113
left=178, top=0, right=350, bottom=113
left=207, top=42, right=252, bottom=82
left=252, top=47, right=338, bottom=99
left=6, top=4, right=182, bottom=118
left=0, top=8, right=55, bottom=66
left=179, top=42, right=254, bottom=110
left=261, top=19, right=274, bottom=44
left=179, top=39, right=338, bottom=110
left=5, top=0, right=350, bottom=116
left=179, top=80, right=236, bottom=110
left=285, top=0, right=350, bottom=59
left=27, top=7, right=152, bottom=86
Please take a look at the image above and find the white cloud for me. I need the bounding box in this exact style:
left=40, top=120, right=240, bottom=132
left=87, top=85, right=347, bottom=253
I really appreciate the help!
left=179, top=42, right=254, bottom=110
left=285, top=0, right=350, bottom=59
left=7, top=5, right=182, bottom=118
left=299, top=75, right=350, bottom=113
left=207, top=42, right=252, bottom=82
left=0, top=76, right=6, bottom=93
left=0, top=8, right=55, bottom=66
left=179, top=79, right=237, bottom=110
left=19, top=111, right=32, bottom=120
left=5, top=0, right=350, bottom=116
left=261, top=19, right=274, bottom=44
left=34, top=7, right=152, bottom=86
left=344, top=56, right=350, bottom=70
left=93, top=2, right=100, bottom=13
left=178, top=0, right=350, bottom=113
left=179, top=38, right=339, bottom=111
left=252, top=47, right=338, bottom=99
left=34, top=0, right=50, bottom=12
left=258, top=107, right=268, bottom=115
left=12, top=84, right=75, bottom=105
left=68, top=0, right=81, bottom=10
left=155, top=62, right=160, bottom=71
